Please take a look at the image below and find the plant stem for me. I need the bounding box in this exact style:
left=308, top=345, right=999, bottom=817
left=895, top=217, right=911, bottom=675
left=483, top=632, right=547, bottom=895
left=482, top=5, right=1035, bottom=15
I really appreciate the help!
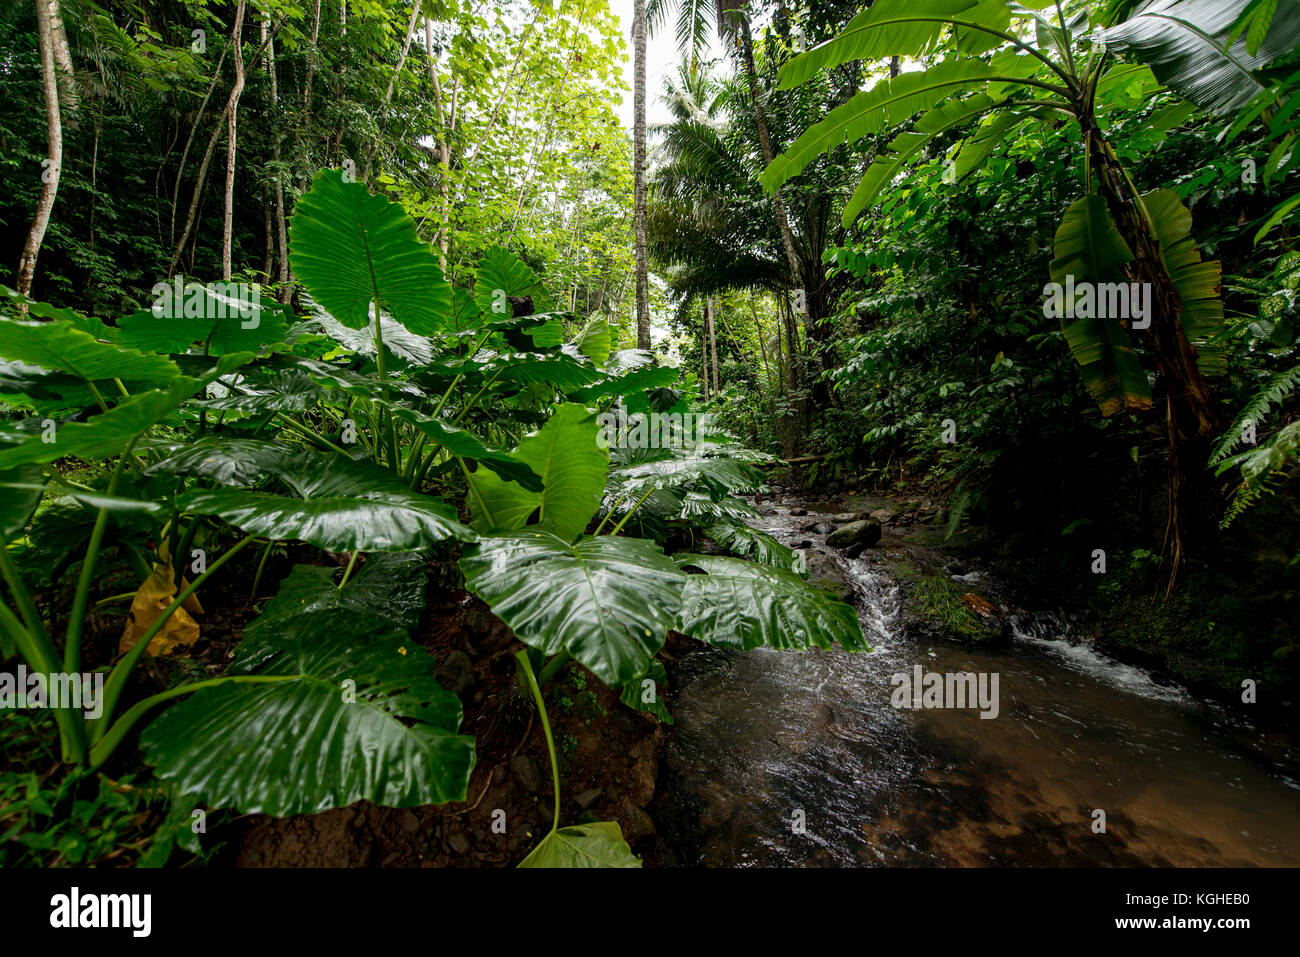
left=275, top=412, right=348, bottom=455
left=338, top=551, right=360, bottom=589
left=536, top=649, right=572, bottom=686
left=515, top=649, right=560, bottom=833
left=0, top=599, right=84, bottom=763
left=606, top=487, right=655, bottom=537
left=591, top=494, right=626, bottom=535
left=0, top=541, right=49, bottom=643
left=248, top=539, right=274, bottom=603
left=65, top=447, right=131, bottom=673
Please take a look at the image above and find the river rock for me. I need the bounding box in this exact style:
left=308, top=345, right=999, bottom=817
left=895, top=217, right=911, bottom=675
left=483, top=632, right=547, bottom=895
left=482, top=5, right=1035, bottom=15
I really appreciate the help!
left=869, top=506, right=901, bottom=524
left=789, top=507, right=808, bottom=516
left=813, top=522, right=836, bottom=535
left=833, top=512, right=858, bottom=523
left=574, top=788, right=603, bottom=810
left=621, top=805, right=656, bottom=841
left=827, top=520, right=881, bottom=549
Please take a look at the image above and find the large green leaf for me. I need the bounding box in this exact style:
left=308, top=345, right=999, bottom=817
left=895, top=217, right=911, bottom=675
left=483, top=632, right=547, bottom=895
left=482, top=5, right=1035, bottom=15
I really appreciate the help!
left=764, top=58, right=1017, bottom=192
left=0, top=385, right=190, bottom=468
left=843, top=95, right=1004, bottom=224
left=244, top=553, right=428, bottom=642
left=675, top=555, right=870, bottom=652
left=140, top=612, right=474, bottom=815
left=190, top=371, right=323, bottom=413
left=1049, top=195, right=1153, bottom=416
left=0, top=465, right=44, bottom=537
left=484, top=352, right=604, bottom=391
left=288, top=169, right=452, bottom=335
left=179, top=453, right=475, bottom=551
left=705, top=521, right=807, bottom=575
left=568, top=365, right=681, bottom=402
left=0, top=318, right=179, bottom=386
left=144, top=436, right=298, bottom=486
left=467, top=403, right=608, bottom=540
left=303, top=312, right=435, bottom=365
left=1142, top=188, right=1225, bottom=342
left=1099, top=0, right=1300, bottom=114
left=518, top=822, right=641, bottom=868
left=607, top=447, right=765, bottom=498
left=116, top=291, right=290, bottom=357
left=459, top=531, right=685, bottom=686
left=778, top=0, right=986, bottom=90
left=474, top=246, right=547, bottom=319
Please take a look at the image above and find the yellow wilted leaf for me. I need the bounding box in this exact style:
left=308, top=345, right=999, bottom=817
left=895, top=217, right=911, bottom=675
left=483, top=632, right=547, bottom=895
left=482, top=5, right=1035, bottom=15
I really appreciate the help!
left=118, top=563, right=204, bottom=658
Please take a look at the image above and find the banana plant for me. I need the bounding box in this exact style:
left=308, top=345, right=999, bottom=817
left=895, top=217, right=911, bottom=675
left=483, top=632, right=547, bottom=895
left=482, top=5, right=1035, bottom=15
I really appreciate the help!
left=764, top=0, right=1300, bottom=578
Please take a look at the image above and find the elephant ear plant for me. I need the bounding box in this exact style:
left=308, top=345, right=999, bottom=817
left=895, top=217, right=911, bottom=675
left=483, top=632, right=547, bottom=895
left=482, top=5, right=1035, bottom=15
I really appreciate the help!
left=1, top=168, right=870, bottom=867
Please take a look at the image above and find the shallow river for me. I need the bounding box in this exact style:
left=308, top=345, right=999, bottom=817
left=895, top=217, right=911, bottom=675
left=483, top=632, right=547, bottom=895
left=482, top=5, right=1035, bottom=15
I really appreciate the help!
left=654, top=501, right=1300, bottom=867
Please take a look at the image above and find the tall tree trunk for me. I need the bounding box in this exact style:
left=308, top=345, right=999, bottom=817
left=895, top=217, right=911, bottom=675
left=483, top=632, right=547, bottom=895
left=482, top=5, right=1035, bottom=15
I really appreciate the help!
left=368, top=1, right=422, bottom=174
left=738, top=16, right=800, bottom=294
left=47, top=0, right=78, bottom=113
left=263, top=18, right=290, bottom=298
left=17, top=0, right=64, bottom=297
left=708, top=294, right=720, bottom=395
left=633, top=0, right=651, bottom=349
left=170, top=45, right=229, bottom=247
left=304, top=0, right=322, bottom=117
left=222, top=1, right=247, bottom=281
left=425, top=16, right=453, bottom=271
left=262, top=183, right=274, bottom=278
left=700, top=324, right=710, bottom=401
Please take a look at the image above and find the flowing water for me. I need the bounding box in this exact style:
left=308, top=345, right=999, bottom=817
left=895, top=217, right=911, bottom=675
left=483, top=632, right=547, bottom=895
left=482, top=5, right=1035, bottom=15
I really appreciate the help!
left=654, top=501, right=1300, bottom=867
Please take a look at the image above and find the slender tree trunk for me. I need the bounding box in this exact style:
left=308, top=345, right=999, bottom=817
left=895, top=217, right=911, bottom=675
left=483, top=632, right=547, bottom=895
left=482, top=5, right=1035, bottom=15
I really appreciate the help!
left=749, top=296, right=773, bottom=393
left=262, top=183, right=274, bottom=278
left=738, top=17, right=800, bottom=292
left=17, top=0, right=64, bottom=297
left=368, top=1, right=422, bottom=173
left=425, top=16, right=452, bottom=271
left=170, top=103, right=228, bottom=275
left=264, top=18, right=290, bottom=298
left=46, top=0, right=78, bottom=113
left=304, top=0, right=322, bottom=117
left=633, top=0, right=651, bottom=349
left=707, top=294, right=720, bottom=395
left=170, top=45, right=229, bottom=247
left=222, top=1, right=247, bottom=281
left=700, top=323, right=710, bottom=400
